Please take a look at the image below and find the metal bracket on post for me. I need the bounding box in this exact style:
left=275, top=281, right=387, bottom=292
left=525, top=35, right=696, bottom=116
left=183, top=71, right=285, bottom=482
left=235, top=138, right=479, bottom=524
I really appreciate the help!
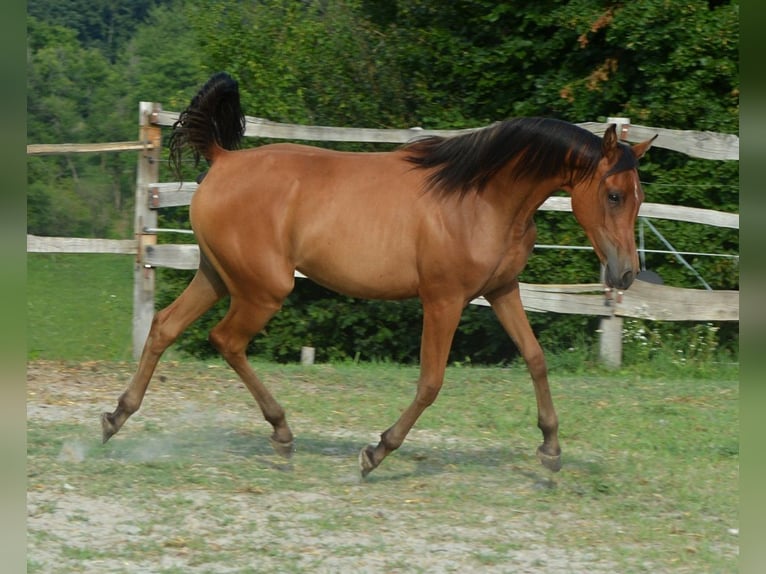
left=136, top=229, right=157, bottom=268
left=149, top=185, right=161, bottom=209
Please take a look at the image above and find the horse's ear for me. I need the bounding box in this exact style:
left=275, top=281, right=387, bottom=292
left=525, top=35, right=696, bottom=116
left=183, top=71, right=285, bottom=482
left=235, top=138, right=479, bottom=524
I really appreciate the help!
left=632, top=134, right=658, bottom=160
left=602, top=124, right=619, bottom=159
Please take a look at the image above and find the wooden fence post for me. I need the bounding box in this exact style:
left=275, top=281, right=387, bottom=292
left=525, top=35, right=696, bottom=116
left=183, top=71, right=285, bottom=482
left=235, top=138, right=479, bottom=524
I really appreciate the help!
left=595, top=116, right=632, bottom=369
left=598, top=314, right=623, bottom=369
left=132, top=102, right=161, bottom=360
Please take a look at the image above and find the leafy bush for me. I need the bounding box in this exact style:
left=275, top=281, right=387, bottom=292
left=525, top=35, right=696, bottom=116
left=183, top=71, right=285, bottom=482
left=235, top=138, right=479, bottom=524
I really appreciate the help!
left=621, top=318, right=735, bottom=368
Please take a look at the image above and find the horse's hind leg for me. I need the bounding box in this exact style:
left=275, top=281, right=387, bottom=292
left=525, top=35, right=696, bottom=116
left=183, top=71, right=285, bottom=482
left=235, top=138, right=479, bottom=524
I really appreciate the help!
left=208, top=298, right=294, bottom=456
left=101, top=263, right=225, bottom=442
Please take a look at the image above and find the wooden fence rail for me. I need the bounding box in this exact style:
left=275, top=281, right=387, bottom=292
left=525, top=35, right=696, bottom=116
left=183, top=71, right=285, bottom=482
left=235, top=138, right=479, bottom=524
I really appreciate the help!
left=27, top=104, right=739, bottom=365
left=150, top=111, right=740, bottom=161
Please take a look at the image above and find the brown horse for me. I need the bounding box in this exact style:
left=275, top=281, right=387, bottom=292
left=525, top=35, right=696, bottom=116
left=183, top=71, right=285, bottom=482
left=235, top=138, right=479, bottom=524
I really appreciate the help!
left=102, top=72, right=656, bottom=476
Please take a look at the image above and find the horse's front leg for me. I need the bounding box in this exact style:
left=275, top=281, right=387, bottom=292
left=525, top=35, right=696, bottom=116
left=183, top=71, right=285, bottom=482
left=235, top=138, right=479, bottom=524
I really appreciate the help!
left=359, top=298, right=464, bottom=477
left=487, top=282, right=562, bottom=472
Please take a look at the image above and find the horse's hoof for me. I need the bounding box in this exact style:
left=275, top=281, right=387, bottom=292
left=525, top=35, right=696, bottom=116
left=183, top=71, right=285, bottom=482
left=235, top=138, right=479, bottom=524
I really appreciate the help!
left=359, top=445, right=376, bottom=478
left=101, top=412, right=118, bottom=444
left=270, top=436, right=295, bottom=458
left=536, top=445, right=562, bottom=473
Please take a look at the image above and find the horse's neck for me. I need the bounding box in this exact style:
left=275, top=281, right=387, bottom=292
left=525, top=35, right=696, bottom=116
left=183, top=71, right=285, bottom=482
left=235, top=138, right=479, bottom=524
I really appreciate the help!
left=483, top=174, right=566, bottom=227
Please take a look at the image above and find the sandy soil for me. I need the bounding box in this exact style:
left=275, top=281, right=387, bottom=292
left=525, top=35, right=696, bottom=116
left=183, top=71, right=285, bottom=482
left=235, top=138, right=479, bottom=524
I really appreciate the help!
left=26, top=360, right=637, bottom=573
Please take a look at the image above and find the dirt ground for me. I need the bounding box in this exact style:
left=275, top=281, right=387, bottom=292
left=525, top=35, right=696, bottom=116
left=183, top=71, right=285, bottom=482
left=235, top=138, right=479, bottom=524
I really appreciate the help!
left=27, top=360, right=735, bottom=573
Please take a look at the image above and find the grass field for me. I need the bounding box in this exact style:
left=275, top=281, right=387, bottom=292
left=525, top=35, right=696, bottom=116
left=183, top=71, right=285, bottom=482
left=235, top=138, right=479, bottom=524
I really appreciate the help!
left=28, top=253, right=135, bottom=361
left=27, top=253, right=739, bottom=571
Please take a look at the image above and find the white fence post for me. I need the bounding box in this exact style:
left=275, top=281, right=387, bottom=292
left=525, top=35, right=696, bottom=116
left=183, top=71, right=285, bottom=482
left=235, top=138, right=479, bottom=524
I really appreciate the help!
left=599, top=314, right=624, bottom=369
left=132, top=102, right=161, bottom=360
left=301, top=346, right=316, bottom=365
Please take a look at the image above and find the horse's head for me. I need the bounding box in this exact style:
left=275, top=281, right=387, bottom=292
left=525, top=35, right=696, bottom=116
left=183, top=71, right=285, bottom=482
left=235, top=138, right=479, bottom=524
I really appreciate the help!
left=570, top=125, right=656, bottom=290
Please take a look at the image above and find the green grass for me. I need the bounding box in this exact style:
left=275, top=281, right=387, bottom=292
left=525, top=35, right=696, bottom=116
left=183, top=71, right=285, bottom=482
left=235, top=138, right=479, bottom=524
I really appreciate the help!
left=28, top=253, right=134, bottom=361
left=28, top=253, right=737, bottom=373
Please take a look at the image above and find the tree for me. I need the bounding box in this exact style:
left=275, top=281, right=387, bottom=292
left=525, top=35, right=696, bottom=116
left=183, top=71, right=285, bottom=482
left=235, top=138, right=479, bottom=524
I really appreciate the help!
left=27, top=0, right=171, bottom=63
left=182, top=0, right=409, bottom=130
left=27, top=16, right=133, bottom=237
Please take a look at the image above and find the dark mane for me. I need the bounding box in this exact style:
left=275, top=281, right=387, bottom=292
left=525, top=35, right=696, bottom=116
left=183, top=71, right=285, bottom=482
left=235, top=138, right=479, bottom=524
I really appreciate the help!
left=403, top=117, right=635, bottom=197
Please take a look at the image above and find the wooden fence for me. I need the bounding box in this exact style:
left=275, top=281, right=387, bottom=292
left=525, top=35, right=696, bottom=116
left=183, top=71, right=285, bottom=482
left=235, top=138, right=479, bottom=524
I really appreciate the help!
left=27, top=105, right=739, bottom=366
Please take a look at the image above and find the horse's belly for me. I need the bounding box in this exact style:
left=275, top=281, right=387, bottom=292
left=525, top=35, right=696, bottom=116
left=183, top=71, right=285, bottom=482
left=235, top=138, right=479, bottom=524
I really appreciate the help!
left=296, top=255, right=420, bottom=300
left=291, top=203, right=422, bottom=299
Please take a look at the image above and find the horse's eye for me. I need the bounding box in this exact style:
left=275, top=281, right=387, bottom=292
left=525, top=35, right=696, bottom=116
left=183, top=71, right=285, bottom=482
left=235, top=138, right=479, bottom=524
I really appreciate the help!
left=607, top=191, right=621, bottom=205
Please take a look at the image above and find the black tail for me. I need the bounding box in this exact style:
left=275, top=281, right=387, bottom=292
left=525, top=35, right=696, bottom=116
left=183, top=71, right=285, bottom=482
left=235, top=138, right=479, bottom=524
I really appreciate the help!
left=168, top=72, right=246, bottom=179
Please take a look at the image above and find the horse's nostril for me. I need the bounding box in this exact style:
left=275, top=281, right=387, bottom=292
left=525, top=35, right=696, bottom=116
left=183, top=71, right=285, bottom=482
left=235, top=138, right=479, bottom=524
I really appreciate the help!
left=605, top=266, right=635, bottom=290
left=621, top=269, right=635, bottom=289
